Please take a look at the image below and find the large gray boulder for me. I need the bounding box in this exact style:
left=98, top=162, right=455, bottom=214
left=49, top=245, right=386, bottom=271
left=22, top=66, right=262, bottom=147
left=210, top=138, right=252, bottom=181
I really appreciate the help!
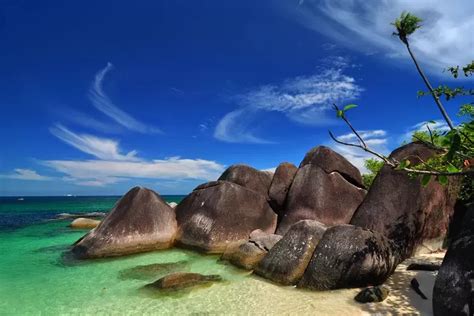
left=222, top=230, right=282, bottom=270
left=277, top=153, right=366, bottom=235
left=350, top=142, right=458, bottom=260
left=299, top=146, right=363, bottom=187
left=218, top=164, right=273, bottom=197
left=175, top=181, right=277, bottom=253
left=433, top=203, right=474, bottom=316
left=298, top=225, right=399, bottom=290
left=72, top=187, right=177, bottom=259
left=255, top=220, right=327, bottom=285
left=268, top=162, right=298, bottom=214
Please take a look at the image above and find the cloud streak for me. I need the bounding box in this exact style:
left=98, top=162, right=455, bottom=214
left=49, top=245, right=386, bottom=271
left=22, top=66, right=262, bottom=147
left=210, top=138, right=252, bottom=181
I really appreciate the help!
left=50, top=124, right=139, bottom=161
left=43, top=157, right=225, bottom=187
left=286, top=0, right=474, bottom=74
left=89, top=62, right=161, bottom=134
left=0, top=169, right=52, bottom=181
left=214, top=57, right=362, bottom=143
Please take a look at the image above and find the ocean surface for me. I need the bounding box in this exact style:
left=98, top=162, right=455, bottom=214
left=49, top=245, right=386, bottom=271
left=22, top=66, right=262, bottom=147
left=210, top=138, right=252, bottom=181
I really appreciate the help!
left=0, top=196, right=363, bottom=315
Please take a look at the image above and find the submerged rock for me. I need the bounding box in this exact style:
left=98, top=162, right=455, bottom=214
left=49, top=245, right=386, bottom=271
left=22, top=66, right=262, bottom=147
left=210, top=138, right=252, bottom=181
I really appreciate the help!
left=176, top=181, right=277, bottom=253
left=255, top=220, right=326, bottom=285
left=218, top=164, right=273, bottom=197
left=144, top=272, right=222, bottom=291
left=298, top=225, right=399, bottom=290
left=72, top=187, right=177, bottom=259
left=222, top=231, right=282, bottom=270
left=118, top=261, right=189, bottom=280
left=433, top=203, right=474, bottom=316
left=355, top=286, right=389, bottom=303
left=268, top=162, right=298, bottom=214
left=350, top=142, right=458, bottom=260
left=69, top=218, right=100, bottom=229
left=277, top=154, right=366, bottom=235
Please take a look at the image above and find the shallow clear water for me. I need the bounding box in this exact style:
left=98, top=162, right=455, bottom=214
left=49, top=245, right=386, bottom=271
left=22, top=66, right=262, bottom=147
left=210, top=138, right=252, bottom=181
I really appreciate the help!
left=0, top=197, right=363, bottom=315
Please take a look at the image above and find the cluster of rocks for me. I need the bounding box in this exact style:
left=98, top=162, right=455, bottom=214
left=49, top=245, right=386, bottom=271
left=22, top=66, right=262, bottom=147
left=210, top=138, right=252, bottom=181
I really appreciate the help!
left=70, top=142, right=470, bottom=311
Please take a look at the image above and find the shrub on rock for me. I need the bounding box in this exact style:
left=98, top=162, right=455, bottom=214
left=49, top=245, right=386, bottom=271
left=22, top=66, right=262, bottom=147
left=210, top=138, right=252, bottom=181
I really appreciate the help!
left=72, top=187, right=177, bottom=259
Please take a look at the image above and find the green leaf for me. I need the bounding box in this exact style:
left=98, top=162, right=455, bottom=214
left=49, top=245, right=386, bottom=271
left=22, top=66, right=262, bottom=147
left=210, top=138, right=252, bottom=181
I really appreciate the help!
left=438, top=175, right=448, bottom=185
left=421, top=174, right=431, bottom=186
left=343, top=104, right=358, bottom=112
left=336, top=110, right=344, bottom=118
left=399, top=159, right=411, bottom=169
left=447, top=164, right=460, bottom=173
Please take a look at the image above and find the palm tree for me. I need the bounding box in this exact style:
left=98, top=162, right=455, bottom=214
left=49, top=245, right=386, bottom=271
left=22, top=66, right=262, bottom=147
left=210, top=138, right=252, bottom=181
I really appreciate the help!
left=392, top=12, right=455, bottom=130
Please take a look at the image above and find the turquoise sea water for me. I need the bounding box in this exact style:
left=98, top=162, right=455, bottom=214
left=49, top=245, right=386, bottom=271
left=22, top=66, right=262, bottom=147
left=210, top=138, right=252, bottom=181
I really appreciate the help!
left=0, top=196, right=362, bottom=315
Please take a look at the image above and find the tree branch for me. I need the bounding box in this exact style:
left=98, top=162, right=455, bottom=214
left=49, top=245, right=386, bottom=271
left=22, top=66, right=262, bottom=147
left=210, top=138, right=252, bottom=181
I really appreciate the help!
left=328, top=131, right=395, bottom=166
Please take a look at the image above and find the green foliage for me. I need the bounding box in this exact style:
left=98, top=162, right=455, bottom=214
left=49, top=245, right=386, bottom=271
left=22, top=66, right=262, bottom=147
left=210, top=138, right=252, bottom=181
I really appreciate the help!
left=336, top=104, right=358, bottom=118
left=362, top=158, right=384, bottom=188
left=333, top=11, right=473, bottom=203
left=392, top=12, right=422, bottom=43
left=447, top=61, right=474, bottom=78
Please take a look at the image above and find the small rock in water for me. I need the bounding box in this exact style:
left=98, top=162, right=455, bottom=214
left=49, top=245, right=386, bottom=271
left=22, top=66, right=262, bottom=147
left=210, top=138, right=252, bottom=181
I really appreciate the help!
left=354, top=286, right=389, bottom=303
left=144, top=272, right=222, bottom=291
left=69, top=218, right=101, bottom=229
left=118, top=261, right=188, bottom=280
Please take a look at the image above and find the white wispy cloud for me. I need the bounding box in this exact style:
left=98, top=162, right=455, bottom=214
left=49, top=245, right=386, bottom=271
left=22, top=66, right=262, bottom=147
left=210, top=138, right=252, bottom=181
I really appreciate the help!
left=50, top=124, right=139, bottom=161
left=214, top=108, right=276, bottom=144
left=330, top=129, right=389, bottom=173
left=43, top=157, right=225, bottom=187
left=89, top=62, right=161, bottom=134
left=0, top=169, right=52, bottom=181
left=286, top=0, right=474, bottom=74
left=214, top=57, right=363, bottom=143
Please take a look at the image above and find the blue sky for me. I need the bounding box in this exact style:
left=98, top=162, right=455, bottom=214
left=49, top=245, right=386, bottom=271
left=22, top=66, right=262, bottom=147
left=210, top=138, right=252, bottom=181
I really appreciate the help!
left=1, top=0, right=472, bottom=196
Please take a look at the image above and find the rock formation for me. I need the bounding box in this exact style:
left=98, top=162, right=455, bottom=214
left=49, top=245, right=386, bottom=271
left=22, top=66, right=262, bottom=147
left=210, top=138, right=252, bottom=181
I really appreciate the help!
left=221, top=230, right=282, bottom=270
left=277, top=146, right=366, bottom=234
left=218, top=164, right=273, bottom=197
left=433, top=203, right=474, bottom=315
left=175, top=181, right=277, bottom=253
left=72, top=187, right=177, bottom=258
left=144, top=272, right=222, bottom=291
left=350, top=142, right=458, bottom=260
left=298, top=225, right=399, bottom=290
left=268, top=162, right=298, bottom=215
left=255, top=220, right=327, bottom=285
left=69, top=218, right=100, bottom=229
